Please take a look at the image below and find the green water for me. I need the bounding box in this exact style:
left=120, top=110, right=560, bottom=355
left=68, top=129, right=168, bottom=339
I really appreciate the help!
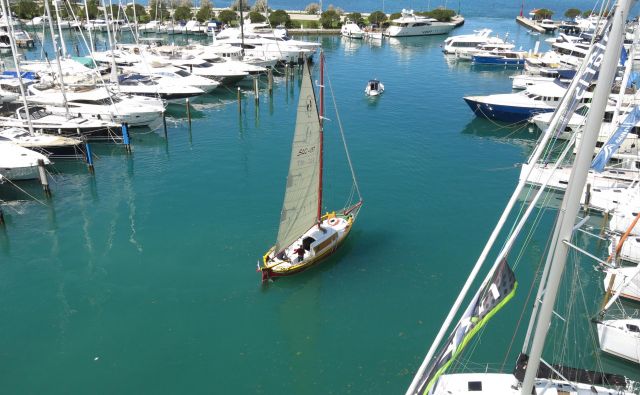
left=1, top=18, right=639, bottom=394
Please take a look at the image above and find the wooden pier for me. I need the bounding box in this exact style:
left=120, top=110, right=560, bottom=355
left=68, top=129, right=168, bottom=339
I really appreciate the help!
left=516, top=16, right=546, bottom=33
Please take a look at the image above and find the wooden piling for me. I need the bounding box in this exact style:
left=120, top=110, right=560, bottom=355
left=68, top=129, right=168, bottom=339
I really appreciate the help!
left=0, top=207, right=4, bottom=226
left=267, top=68, right=273, bottom=94
left=237, top=87, right=242, bottom=113
left=186, top=98, right=192, bottom=127
left=37, top=159, right=51, bottom=198
left=254, top=77, right=259, bottom=104
left=162, top=112, right=167, bottom=138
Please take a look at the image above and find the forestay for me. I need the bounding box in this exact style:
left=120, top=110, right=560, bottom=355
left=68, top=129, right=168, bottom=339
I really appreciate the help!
left=275, top=63, right=322, bottom=253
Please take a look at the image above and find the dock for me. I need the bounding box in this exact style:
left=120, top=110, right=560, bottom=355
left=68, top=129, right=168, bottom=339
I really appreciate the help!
left=515, top=16, right=546, bottom=33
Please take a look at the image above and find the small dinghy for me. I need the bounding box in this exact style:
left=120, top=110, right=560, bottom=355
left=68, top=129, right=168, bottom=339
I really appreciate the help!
left=365, top=79, right=384, bottom=96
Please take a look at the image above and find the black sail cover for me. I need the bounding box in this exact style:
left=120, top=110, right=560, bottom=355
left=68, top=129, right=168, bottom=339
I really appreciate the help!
left=414, top=259, right=517, bottom=395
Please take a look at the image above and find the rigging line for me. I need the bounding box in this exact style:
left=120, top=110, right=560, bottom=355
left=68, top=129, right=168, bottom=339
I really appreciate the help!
left=2, top=178, right=48, bottom=207
left=323, top=62, right=362, bottom=202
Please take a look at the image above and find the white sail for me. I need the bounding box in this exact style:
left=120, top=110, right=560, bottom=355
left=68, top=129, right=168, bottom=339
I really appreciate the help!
left=275, top=62, right=321, bottom=253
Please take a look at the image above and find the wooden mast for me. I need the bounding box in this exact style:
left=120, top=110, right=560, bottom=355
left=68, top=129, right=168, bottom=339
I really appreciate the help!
left=318, top=51, right=324, bottom=222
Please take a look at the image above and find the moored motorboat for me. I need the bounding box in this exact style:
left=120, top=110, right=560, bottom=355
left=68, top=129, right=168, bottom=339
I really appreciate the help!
left=365, top=79, right=384, bottom=96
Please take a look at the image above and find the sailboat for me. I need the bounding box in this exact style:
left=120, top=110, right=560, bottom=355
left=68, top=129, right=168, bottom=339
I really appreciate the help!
left=258, top=53, right=363, bottom=282
left=406, top=1, right=639, bottom=393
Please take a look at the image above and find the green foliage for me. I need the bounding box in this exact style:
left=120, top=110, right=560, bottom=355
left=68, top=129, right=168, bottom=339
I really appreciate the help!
left=582, top=10, right=592, bottom=17
left=268, top=9, right=291, bottom=27
left=367, top=10, right=386, bottom=25
left=12, top=0, right=41, bottom=19
left=305, top=2, right=320, bottom=15
left=564, top=8, right=580, bottom=19
left=231, top=0, right=250, bottom=11
left=125, top=4, right=147, bottom=22
left=149, top=0, right=169, bottom=20
left=84, top=0, right=99, bottom=19
left=346, top=12, right=363, bottom=25
left=248, top=11, right=266, bottom=23
left=196, top=5, right=213, bottom=22
left=58, top=2, right=82, bottom=19
left=418, top=8, right=456, bottom=22
left=389, top=12, right=402, bottom=20
left=174, top=5, right=192, bottom=21
left=218, top=9, right=237, bottom=24
left=320, top=9, right=340, bottom=28
left=533, top=8, right=553, bottom=20
left=109, top=4, right=123, bottom=19
left=251, top=0, right=268, bottom=13
left=292, top=19, right=319, bottom=28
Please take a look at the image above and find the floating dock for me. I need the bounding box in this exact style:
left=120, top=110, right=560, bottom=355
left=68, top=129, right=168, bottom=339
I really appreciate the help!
left=515, top=16, right=546, bottom=33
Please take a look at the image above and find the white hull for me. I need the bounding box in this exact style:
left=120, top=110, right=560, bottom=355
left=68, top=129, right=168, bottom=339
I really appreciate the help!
left=597, top=319, right=640, bottom=364
left=0, top=141, right=51, bottom=181
left=385, top=22, right=454, bottom=37
left=604, top=265, right=640, bottom=301
left=431, top=373, right=634, bottom=394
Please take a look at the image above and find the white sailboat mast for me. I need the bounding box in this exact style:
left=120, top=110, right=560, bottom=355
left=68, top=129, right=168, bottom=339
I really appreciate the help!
left=44, top=0, right=71, bottom=118
left=520, top=1, right=632, bottom=393
left=318, top=51, right=324, bottom=222
left=52, top=0, right=68, bottom=58
left=0, top=0, right=34, bottom=134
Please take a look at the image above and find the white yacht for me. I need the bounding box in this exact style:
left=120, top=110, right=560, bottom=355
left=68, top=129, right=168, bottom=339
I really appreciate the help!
left=596, top=318, right=640, bottom=364
left=384, top=9, right=455, bottom=37
left=147, top=50, right=249, bottom=84
left=341, top=20, right=364, bottom=39
left=113, top=73, right=205, bottom=103
left=122, top=63, right=220, bottom=93
left=27, top=85, right=165, bottom=127
left=0, top=127, right=82, bottom=159
left=442, top=29, right=502, bottom=54
left=0, top=141, right=51, bottom=180
left=215, top=28, right=312, bottom=63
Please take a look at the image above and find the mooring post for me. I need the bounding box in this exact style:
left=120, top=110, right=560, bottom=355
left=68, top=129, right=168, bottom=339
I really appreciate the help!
left=186, top=98, right=192, bottom=127
left=122, top=122, right=131, bottom=153
left=254, top=77, right=259, bottom=104
left=85, top=141, right=95, bottom=174
left=285, top=64, right=289, bottom=87
left=267, top=68, right=273, bottom=95
left=0, top=207, right=4, bottom=226
left=37, top=159, right=51, bottom=198
left=237, top=86, right=242, bottom=113
left=584, top=183, right=591, bottom=211
left=162, top=111, right=167, bottom=139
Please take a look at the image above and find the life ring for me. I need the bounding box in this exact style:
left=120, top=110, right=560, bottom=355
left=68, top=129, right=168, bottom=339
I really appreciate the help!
left=328, top=217, right=339, bottom=226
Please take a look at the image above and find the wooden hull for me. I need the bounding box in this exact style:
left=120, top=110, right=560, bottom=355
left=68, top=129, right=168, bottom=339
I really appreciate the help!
left=259, top=211, right=357, bottom=281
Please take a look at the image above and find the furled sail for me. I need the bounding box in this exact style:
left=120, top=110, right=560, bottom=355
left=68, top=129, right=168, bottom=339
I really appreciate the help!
left=275, top=62, right=321, bottom=253
left=415, top=259, right=517, bottom=395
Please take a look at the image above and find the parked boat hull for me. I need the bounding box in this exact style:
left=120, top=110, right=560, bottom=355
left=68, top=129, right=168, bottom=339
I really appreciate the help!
left=464, top=96, right=553, bottom=123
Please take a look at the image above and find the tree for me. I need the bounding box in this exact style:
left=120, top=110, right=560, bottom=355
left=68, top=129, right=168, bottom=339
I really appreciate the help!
left=196, top=0, right=213, bottom=22
left=83, top=0, right=99, bottom=19
left=305, top=2, right=320, bottom=15
left=346, top=12, right=363, bottom=25
left=251, top=0, right=268, bottom=13
left=268, top=9, right=290, bottom=27
left=533, top=8, right=553, bottom=20
left=231, top=0, right=250, bottom=11
left=59, top=2, right=82, bottom=19
left=149, top=0, right=169, bottom=21
left=422, top=8, right=455, bottom=22
left=126, top=4, right=148, bottom=22
left=564, top=8, right=580, bottom=19
left=320, top=9, right=339, bottom=28
left=174, top=5, right=192, bottom=21
left=367, top=10, right=386, bottom=25
left=582, top=10, right=592, bottom=18
left=389, top=12, right=402, bottom=21
left=248, top=11, right=266, bottom=23
left=179, top=0, right=193, bottom=7
left=12, top=0, right=40, bottom=19
left=218, top=9, right=237, bottom=24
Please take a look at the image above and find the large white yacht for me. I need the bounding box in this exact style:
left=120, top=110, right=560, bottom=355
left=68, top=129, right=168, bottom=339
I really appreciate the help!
left=26, top=85, right=165, bottom=127
left=384, top=9, right=455, bottom=37
left=443, top=29, right=501, bottom=54
left=341, top=20, right=364, bottom=39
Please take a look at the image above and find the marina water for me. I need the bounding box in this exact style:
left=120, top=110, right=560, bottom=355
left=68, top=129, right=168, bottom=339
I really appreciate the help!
left=1, top=16, right=639, bottom=394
